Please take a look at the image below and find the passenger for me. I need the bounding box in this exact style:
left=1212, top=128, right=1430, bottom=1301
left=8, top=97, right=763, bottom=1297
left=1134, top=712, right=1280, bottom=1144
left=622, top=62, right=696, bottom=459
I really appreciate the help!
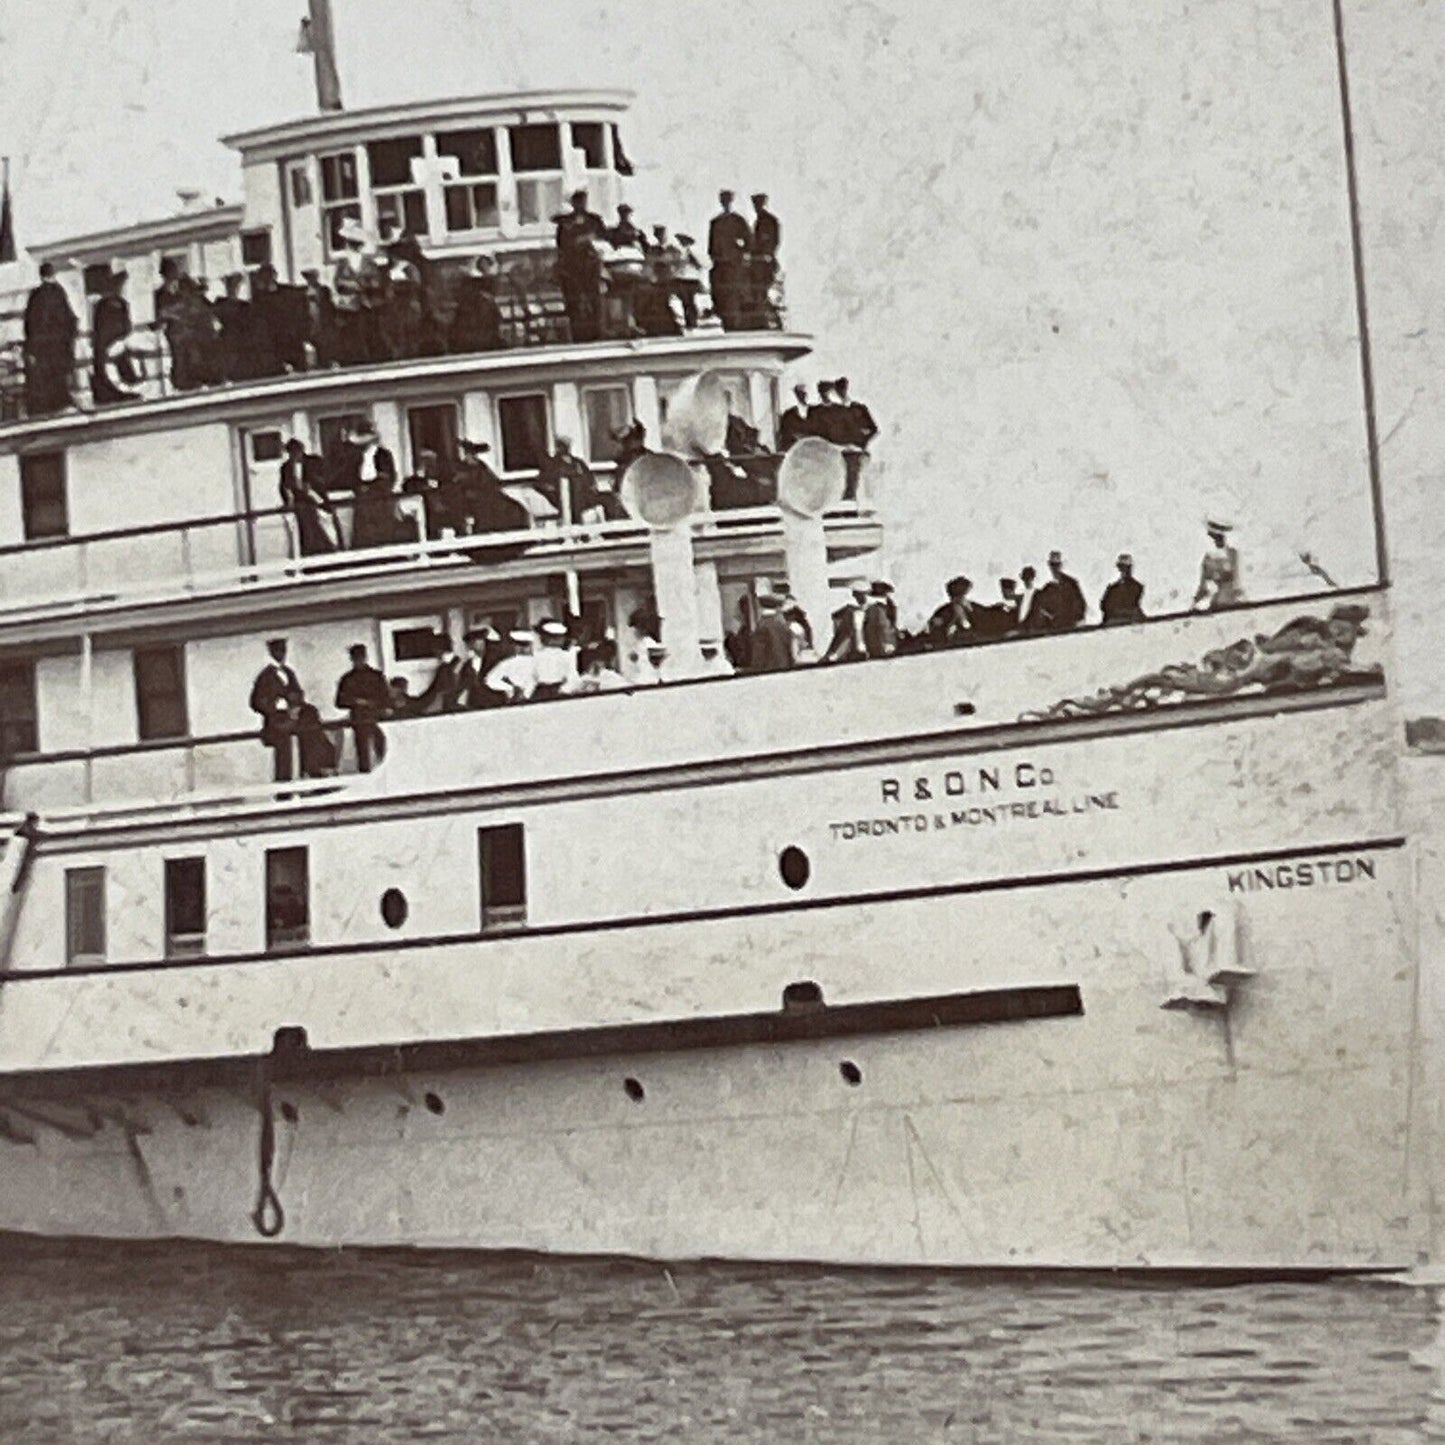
left=90, top=267, right=139, bottom=406
left=401, top=448, right=452, bottom=538
left=460, top=627, right=507, bottom=708
left=331, top=217, right=376, bottom=364
left=485, top=629, right=540, bottom=702
left=725, top=600, right=754, bottom=672
left=334, top=642, right=390, bottom=772
left=567, top=641, right=629, bottom=694
left=708, top=190, right=752, bottom=331
left=746, top=193, right=781, bottom=328
left=415, top=634, right=468, bottom=713
left=810, top=379, right=848, bottom=446
left=777, top=383, right=816, bottom=451
left=301, top=268, right=338, bottom=368
left=613, top=419, right=648, bottom=480
left=344, top=424, right=402, bottom=549
left=699, top=636, right=735, bottom=678
left=380, top=233, right=425, bottom=360
left=670, top=232, right=705, bottom=330
left=253, top=262, right=306, bottom=374
left=166, top=274, right=222, bottom=390
left=278, top=439, right=337, bottom=556
left=1194, top=521, right=1243, bottom=611
left=248, top=638, right=305, bottom=782
left=633, top=639, right=669, bottom=686
left=537, top=437, right=596, bottom=522
left=213, top=273, right=257, bottom=382
left=386, top=675, right=415, bottom=717
left=555, top=189, right=606, bottom=343
left=23, top=261, right=78, bottom=416
left=607, top=203, right=646, bottom=250
left=1017, top=565, right=1046, bottom=632
left=834, top=377, right=877, bottom=500
left=295, top=703, right=339, bottom=779
left=972, top=578, right=1020, bottom=641
left=1037, top=549, right=1087, bottom=631
left=533, top=620, right=579, bottom=699
left=825, top=579, right=872, bottom=663
left=864, top=580, right=899, bottom=657
left=926, top=576, right=977, bottom=648
left=452, top=440, right=529, bottom=535
left=774, top=582, right=815, bottom=660
left=749, top=590, right=796, bottom=672
left=449, top=256, right=503, bottom=354
left=1101, top=552, right=1146, bottom=625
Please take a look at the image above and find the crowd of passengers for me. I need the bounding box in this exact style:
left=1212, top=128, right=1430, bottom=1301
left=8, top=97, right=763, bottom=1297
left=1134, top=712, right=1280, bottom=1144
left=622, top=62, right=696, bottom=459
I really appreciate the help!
left=275, top=377, right=880, bottom=555
left=247, top=524, right=1241, bottom=780
left=15, top=188, right=784, bottom=418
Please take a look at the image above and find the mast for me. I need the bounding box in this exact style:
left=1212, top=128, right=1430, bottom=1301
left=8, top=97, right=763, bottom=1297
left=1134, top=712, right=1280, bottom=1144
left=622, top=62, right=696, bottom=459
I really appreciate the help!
left=305, top=0, right=344, bottom=113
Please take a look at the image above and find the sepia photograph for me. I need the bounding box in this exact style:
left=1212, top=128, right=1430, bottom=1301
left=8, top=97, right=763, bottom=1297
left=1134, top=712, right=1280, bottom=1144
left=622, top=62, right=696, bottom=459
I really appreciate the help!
left=0, top=0, right=1442, bottom=1438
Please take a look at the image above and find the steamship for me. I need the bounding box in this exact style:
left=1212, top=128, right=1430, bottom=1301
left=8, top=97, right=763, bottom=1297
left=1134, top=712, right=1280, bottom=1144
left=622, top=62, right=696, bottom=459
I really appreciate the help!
left=0, top=13, right=1435, bottom=1273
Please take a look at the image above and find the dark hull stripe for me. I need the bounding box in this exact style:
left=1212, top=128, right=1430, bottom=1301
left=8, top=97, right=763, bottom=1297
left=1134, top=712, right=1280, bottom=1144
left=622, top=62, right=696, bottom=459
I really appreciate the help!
left=32, top=679, right=1387, bottom=853
left=0, top=984, right=1084, bottom=1097
left=1, top=833, right=1405, bottom=987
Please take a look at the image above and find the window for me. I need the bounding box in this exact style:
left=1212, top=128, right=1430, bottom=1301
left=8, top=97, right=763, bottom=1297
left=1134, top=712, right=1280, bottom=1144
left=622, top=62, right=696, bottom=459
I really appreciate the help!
left=265, top=846, right=309, bottom=951
left=160, top=250, right=190, bottom=279
left=319, top=149, right=361, bottom=258
left=496, top=394, right=551, bottom=474
left=288, top=161, right=314, bottom=209
left=581, top=385, right=633, bottom=464
left=611, top=124, right=634, bottom=176
left=570, top=122, right=606, bottom=171
left=82, top=262, right=114, bottom=297
left=241, top=229, right=273, bottom=268
left=65, top=867, right=105, bottom=965
left=248, top=428, right=285, bottom=466
left=368, top=137, right=427, bottom=241
left=164, top=856, right=207, bottom=958
left=438, top=128, right=500, bottom=234
left=479, top=824, right=527, bottom=930
left=509, top=123, right=563, bottom=227
left=134, top=644, right=188, bottom=742
left=390, top=625, right=444, bottom=662
left=315, top=411, right=372, bottom=487
left=406, top=403, right=459, bottom=473
left=20, top=451, right=67, bottom=540
left=0, top=660, right=38, bottom=759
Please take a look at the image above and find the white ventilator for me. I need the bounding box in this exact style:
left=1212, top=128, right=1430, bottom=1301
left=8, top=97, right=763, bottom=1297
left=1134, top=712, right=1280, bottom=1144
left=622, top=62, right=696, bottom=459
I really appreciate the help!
left=660, top=371, right=730, bottom=458
left=777, top=437, right=847, bottom=648
left=1162, top=904, right=1254, bottom=1010
left=622, top=452, right=704, bottom=676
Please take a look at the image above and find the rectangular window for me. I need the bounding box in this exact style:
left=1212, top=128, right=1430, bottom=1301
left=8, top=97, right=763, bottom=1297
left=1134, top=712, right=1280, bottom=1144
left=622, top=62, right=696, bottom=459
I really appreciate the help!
left=265, top=846, right=309, bottom=951
left=391, top=625, right=444, bottom=662
left=438, top=128, right=501, bottom=234
left=315, top=411, right=372, bottom=487
left=241, top=229, right=273, bottom=268
left=164, top=856, right=206, bottom=958
left=570, top=122, right=607, bottom=171
left=509, top=124, right=561, bottom=173
left=248, top=428, right=285, bottom=466
left=82, top=262, right=114, bottom=297
left=581, top=385, right=633, bottom=464
left=406, top=402, right=459, bottom=473
left=437, top=127, right=499, bottom=177
left=319, top=150, right=361, bottom=259
left=289, top=162, right=314, bottom=209
left=479, top=824, right=527, bottom=930
left=516, top=176, right=563, bottom=228
left=443, top=181, right=500, bottom=235
left=0, top=660, right=38, bottom=759
left=65, top=866, right=106, bottom=965
left=20, top=451, right=68, bottom=540
left=496, top=394, right=551, bottom=474
left=368, top=137, right=426, bottom=242
left=134, top=644, right=188, bottom=742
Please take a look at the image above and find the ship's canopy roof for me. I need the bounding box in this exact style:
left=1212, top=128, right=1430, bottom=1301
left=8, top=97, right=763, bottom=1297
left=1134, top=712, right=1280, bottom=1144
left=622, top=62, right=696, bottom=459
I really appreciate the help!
left=222, top=90, right=635, bottom=165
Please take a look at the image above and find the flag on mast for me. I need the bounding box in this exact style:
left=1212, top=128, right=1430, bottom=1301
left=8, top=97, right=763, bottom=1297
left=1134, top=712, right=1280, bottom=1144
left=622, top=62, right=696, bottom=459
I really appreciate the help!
left=0, top=158, right=16, bottom=265
left=298, top=0, right=343, bottom=112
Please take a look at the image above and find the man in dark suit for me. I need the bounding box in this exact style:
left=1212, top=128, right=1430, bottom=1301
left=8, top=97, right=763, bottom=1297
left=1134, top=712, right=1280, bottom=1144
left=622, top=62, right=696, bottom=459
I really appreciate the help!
left=810, top=380, right=848, bottom=445
left=777, top=383, right=815, bottom=451
left=707, top=190, right=752, bottom=331
left=1100, top=552, right=1146, bottom=625
left=748, top=193, right=781, bottom=328
left=864, top=581, right=899, bottom=658
left=23, top=262, right=77, bottom=416
left=555, top=189, right=606, bottom=342
left=1037, top=549, right=1087, bottom=631
left=90, top=266, right=138, bottom=406
left=249, top=638, right=305, bottom=782
left=334, top=642, right=390, bottom=772
left=825, top=579, right=873, bottom=663
left=749, top=591, right=796, bottom=672
left=927, top=576, right=977, bottom=648
left=414, top=634, right=467, bottom=712
left=833, top=376, right=877, bottom=499
left=278, top=438, right=336, bottom=556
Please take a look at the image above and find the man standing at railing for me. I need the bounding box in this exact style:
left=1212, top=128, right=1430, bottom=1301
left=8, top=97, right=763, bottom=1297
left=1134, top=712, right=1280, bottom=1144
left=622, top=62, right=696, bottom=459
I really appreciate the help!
left=249, top=638, right=305, bottom=783
left=279, top=439, right=337, bottom=555
left=555, top=189, right=606, bottom=343
left=537, top=437, right=596, bottom=524
left=23, top=262, right=77, bottom=416
left=335, top=643, right=389, bottom=772
left=747, top=193, right=781, bottom=329
left=90, top=267, right=138, bottom=406
left=708, top=191, right=751, bottom=331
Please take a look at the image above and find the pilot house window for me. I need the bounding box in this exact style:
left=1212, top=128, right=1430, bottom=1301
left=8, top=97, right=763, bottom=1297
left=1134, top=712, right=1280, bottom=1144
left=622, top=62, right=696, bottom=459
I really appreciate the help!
left=65, top=867, right=106, bottom=965
left=368, top=137, right=427, bottom=240
left=508, top=123, right=563, bottom=227
left=438, top=128, right=500, bottom=234
left=479, top=824, right=527, bottom=930
left=265, top=846, right=309, bottom=951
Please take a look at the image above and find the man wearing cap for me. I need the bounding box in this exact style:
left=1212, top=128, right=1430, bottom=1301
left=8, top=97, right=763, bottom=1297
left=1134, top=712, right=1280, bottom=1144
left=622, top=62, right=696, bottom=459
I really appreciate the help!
left=90, top=266, right=138, bottom=406
left=608, top=203, right=646, bottom=250
left=670, top=231, right=704, bottom=329
left=23, top=261, right=78, bottom=416
left=826, top=579, right=874, bottom=664
left=533, top=620, right=578, bottom=700
left=1194, top=520, right=1243, bottom=611
left=486, top=630, right=541, bottom=702
left=460, top=626, right=507, bottom=708
left=1101, top=553, right=1146, bottom=625
left=747, top=193, right=781, bottom=328
left=708, top=190, right=752, bottom=331
left=927, top=576, right=977, bottom=648
left=634, top=639, right=670, bottom=686
left=249, top=638, right=305, bottom=782
left=751, top=590, right=797, bottom=672
left=450, top=256, right=503, bottom=354
left=1036, top=550, right=1087, bottom=631
left=811, top=380, right=848, bottom=446
left=334, top=643, right=390, bottom=772
left=555, top=189, right=606, bottom=343
left=699, top=636, right=735, bottom=678
left=416, top=633, right=468, bottom=712
left=835, top=377, right=878, bottom=500
left=864, top=581, right=900, bottom=658
left=453, top=440, right=529, bottom=535
left=777, top=383, right=816, bottom=452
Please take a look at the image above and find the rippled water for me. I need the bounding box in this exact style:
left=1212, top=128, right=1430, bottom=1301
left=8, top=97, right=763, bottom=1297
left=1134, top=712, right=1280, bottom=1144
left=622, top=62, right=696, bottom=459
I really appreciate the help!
left=2, top=1237, right=1444, bottom=1443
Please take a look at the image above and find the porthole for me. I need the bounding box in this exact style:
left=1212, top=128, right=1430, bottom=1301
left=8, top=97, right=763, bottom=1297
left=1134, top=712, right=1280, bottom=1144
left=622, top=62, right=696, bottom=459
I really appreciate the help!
left=839, top=1061, right=862, bottom=1086
left=424, top=1092, right=445, bottom=1116
left=381, top=888, right=408, bottom=929
left=779, top=846, right=810, bottom=891
left=623, top=1077, right=645, bottom=1103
